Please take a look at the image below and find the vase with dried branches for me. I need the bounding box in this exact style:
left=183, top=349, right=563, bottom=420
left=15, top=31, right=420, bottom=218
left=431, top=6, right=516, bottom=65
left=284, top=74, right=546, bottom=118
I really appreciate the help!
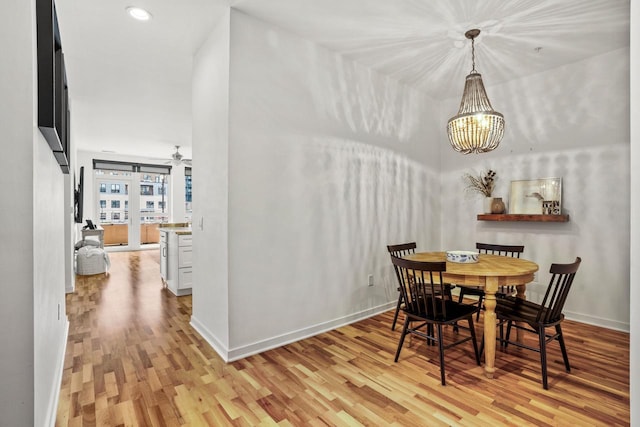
left=463, top=170, right=499, bottom=213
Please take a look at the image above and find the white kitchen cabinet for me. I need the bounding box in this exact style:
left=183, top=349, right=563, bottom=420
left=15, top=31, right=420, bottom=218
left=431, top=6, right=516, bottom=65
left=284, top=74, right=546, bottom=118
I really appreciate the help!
left=160, top=232, right=168, bottom=280
left=159, top=228, right=192, bottom=296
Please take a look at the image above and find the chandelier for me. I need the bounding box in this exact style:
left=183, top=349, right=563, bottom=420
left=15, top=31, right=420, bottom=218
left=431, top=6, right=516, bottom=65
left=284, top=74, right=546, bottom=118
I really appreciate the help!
left=447, top=29, right=504, bottom=154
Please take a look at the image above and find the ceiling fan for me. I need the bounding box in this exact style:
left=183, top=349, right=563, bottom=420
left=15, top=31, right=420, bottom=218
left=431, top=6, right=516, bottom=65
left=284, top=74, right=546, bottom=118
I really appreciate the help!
left=165, top=145, right=192, bottom=166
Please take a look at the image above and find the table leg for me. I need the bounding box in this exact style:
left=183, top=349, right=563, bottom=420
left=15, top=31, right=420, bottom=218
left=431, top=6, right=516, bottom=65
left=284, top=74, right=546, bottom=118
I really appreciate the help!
left=483, top=277, right=499, bottom=378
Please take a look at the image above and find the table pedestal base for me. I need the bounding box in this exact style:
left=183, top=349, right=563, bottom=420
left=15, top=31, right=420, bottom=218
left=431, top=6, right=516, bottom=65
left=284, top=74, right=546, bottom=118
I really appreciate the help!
left=483, top=277, right=498, bottom=378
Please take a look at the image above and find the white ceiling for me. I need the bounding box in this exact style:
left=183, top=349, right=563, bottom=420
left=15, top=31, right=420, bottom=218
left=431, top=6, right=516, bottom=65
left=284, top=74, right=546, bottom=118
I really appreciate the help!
left=54, top=0, right=630, bottom=159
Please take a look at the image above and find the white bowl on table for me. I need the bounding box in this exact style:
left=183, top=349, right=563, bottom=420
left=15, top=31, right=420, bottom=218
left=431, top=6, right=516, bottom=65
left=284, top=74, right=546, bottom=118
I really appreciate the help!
left=446, top=250, right=479, bottom=264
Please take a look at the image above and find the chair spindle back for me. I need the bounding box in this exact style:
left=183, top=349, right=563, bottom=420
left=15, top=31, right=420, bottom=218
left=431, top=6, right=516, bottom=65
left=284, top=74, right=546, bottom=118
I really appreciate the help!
left=476, top=242, right=524, bottom=258
left=390, top=255, right=448, bottom=319
left=387, top=242, right=417, bottom=258
left=538, top=257, right=581, bottom=323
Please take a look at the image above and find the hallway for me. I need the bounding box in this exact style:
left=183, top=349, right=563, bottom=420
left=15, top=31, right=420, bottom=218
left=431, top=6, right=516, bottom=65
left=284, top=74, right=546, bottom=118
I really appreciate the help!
left=57, top=250, right=211, bottom=425
left=57, top=251, right=630, bottom=426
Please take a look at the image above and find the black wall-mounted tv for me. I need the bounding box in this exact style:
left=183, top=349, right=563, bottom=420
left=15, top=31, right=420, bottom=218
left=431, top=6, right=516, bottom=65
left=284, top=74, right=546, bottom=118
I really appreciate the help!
left=74, top=166, right=84, bottom=223
left=36, top=0, right=70, bottom=174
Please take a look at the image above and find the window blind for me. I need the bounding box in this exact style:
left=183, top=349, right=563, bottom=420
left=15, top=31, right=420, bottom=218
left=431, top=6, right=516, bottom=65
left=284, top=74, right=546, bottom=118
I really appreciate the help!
left=93, top=159, right=172, bottom=174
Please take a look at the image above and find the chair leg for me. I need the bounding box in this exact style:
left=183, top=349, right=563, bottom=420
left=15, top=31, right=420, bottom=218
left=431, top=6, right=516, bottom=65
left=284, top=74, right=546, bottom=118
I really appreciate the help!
left=458, top=288, right=466, bottom=303
left=427, top=324, right=434, bottom=345
left=556, top=324, right=571, bottom=372
left=504, top=320, right=513, bottom=349
left=479, top=333, right=484, bottom=361
left=437, top=324, right=446, bottom=385
left=394, top=317, right=410, bottom=362
left=476, top=295, right=484, bottom=321
left=453, top=289, right=464, bottom=333
left=468, top=317, right=480, bottom=365
left=391, top=292, right=403, bottom=331
left=539, top=327, right=549, bottom=390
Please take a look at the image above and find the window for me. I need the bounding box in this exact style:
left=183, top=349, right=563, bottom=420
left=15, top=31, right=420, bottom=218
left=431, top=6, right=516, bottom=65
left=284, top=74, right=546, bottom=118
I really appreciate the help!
left=185, top=167, right=192, bottom=216
left=100, top=200, right=106, bottom=208
left=185, top=172, right=192, bottom=203
left=125, top=201, right=128, bottom=209
left=158, top=201, right=166, bottom=210
left=100, top=212, right=106, bottom=220
left=112, top=212, right=120, bottom=221
left=111, top=184, right=120, bottom=193
left=158, top=186, right=166, bottom=195
left=100, top=183, right=106, bottom=193
left=140, top=185, right=154, bottom=196
left=111, top=200, right=120, bottom=209
left=146, top=201, right=154, bottom=209
left=125, top=212, right=129, bottom=220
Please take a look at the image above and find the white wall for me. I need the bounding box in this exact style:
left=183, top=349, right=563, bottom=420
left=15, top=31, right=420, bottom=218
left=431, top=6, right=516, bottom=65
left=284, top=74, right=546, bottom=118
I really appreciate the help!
left=1, top=1, right=68, bottom=425
left=0, top=1, right=36, bottom=423
left=33, top=130, right=69, bottom=427
left=64, top=172, right=75, bottom=293
left=170, top=163, right=187, bottom=222
left=190, top=10, right=232, bottom=356
left=211, top=11, right=440, bottom=359
left=439, top=49, right=630, bottom=331
left=629, top=1, right=638, bottom=424
left=65, top=96, right=78, bottom=293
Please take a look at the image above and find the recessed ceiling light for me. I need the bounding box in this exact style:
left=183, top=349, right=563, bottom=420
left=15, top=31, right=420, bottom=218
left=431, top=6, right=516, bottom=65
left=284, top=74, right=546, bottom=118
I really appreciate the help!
left=126, top=6, right=152, bottom=21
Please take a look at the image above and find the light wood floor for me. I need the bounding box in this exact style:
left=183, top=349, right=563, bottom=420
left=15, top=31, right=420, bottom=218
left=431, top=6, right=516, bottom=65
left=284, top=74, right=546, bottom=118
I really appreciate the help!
left=57, top=251, right=630, bottom=426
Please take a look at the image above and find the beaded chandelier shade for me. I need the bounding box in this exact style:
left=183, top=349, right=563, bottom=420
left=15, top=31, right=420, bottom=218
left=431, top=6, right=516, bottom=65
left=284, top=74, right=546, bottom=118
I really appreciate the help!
left=447, top=29, right=504, bottom=154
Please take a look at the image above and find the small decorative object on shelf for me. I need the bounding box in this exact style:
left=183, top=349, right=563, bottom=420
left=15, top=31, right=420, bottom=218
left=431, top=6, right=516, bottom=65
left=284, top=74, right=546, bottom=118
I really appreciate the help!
left=542, top=200, right=561, bottom=215
left=491, top=197, right=506, bottom=214
left=509, top=177, right=562, bottom=215
left=463, top=169, right=496, bottom=197
left=463, top=169, right=497, bottom=213
left=483, top=197, right=493, bottom=214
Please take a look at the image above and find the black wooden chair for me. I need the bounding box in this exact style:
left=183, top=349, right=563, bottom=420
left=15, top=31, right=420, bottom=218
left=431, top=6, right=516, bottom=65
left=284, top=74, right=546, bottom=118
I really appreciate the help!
left=458, top=243, right=525, bottom=320
left=387, top=243, right=454, bottom=331
left=390, top=255, right=480, bottom=385
left=484, top=257, right=581, bottom=389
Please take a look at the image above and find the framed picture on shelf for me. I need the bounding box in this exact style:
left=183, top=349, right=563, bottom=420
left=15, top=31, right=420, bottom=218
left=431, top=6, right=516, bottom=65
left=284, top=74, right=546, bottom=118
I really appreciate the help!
left=509, top=177, right=562, bottom=215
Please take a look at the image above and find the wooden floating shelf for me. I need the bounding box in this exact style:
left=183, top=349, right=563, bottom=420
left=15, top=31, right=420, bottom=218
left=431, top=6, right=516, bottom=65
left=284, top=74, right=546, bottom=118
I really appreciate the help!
left=477, top=214, right=570, bottom=222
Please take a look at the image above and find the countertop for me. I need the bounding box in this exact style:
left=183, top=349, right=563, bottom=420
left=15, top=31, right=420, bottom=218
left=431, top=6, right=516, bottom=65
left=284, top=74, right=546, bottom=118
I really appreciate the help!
left=158, top=225, right=192, bottom=235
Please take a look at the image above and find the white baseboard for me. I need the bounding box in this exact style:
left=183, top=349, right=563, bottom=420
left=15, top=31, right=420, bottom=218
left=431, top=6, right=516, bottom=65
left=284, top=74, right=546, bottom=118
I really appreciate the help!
left=190, top=302, right=396, bottom=363
left=564, top=310, right=629, bottom=333
left=46, top=318, right=69, bottom=427
left=190, top=316, right=230, bottom=362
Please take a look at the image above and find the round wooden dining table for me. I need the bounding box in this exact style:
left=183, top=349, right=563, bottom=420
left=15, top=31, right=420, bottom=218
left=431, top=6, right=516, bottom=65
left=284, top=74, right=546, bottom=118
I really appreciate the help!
left=404, top=251, right=539, bottom=379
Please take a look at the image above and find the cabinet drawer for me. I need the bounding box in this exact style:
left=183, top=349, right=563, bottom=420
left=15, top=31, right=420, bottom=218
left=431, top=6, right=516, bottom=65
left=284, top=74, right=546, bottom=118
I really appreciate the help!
left=178, top=268, right=192, bottom=289
left=178, top=235, right=192, bottom=246
left=178, top=247, right=192, bottom=268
